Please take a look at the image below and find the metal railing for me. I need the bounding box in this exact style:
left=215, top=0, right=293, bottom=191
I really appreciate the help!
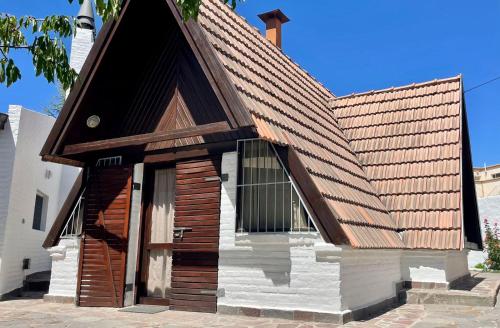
left=60, top=188, right=85, bottom=238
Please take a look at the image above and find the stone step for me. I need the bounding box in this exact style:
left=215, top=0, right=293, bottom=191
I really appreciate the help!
left=400, top=273, right=500, bottom=307
left=23, top=271, right=51, bottom=292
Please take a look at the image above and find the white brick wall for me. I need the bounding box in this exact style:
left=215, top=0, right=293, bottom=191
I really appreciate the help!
left=218, top=152, right=402, bottom=314
left=47, top=238, right=80, bottom=298
left=340, top=249, right=401, bottom=311
left=401, top=250, right=469, bottom=285
left=70, top=28, right=95, bottom=73
left=0, top=106, right=79, bottom=296
left=0, top=113, right=17, bottom=270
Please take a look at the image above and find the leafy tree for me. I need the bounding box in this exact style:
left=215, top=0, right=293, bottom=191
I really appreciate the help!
left=43, top=81, right=67, bottom=117
left=0, top=0, right=237, bottom=90
left=483, top=218, right=500, bottom=271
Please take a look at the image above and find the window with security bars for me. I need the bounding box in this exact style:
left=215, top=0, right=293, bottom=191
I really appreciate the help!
left=236, top=139, right=316, bottom=233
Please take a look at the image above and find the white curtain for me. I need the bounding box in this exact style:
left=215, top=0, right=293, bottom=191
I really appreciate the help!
left=147, top=168, right=175, bottom=298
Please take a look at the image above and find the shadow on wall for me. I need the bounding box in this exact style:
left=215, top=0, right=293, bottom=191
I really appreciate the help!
left=220, top=234, right=293, bottom=287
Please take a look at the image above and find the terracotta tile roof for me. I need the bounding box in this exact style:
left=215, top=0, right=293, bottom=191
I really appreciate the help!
left=198, top=0, right=404, bottom=249
left=332, top=76, right=464, bottom=250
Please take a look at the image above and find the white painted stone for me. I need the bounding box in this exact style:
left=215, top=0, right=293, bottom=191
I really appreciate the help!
left=339, top=248, right=401, bottom=311
left=218, top=152, right=402, bottom=314
left=401, top=250, right=469, bottom=285
left=46, top=238, right=80, bottom=298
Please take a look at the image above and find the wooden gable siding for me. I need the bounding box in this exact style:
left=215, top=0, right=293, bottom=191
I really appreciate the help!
left=77, top=166, right=132, bottom=307
left=170, top=157, right=221, bottom=313
left=54, top=0, right=248, bottom=163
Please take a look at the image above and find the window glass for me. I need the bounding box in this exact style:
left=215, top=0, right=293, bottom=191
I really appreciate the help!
left=32, top=193, right=47, bottom=231
left=236, top=140, right=316, bottom=233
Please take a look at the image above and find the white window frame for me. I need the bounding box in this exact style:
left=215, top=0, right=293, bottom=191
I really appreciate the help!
left=235, top=138, right=319, bottom=234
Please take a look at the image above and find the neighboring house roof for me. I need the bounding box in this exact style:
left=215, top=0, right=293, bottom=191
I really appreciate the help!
left=332, top=77, right=465, bottom=249
left=42, top=0, right=480, bottom=250
left=474, top=163, right=500, bottom=171
left=198, top=0, right=403, bottom=249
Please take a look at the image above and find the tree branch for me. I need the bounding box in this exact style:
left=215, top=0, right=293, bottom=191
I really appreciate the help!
left=0, top=44, right=31, bottom=49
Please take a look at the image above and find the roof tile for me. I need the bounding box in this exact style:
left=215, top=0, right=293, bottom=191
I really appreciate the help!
left=199, top=0, right=404, bottom=248
left=332, top=76, right=463, bottom=250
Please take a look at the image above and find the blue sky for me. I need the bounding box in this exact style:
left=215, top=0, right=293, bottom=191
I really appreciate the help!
left=1, top=1, right=499, bottom=167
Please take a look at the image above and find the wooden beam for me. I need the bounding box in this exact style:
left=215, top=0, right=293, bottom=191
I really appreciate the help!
left=143, top=141, right=237, bottom=164
left=63, top=121, right=231, bottom=156
left=42, top=154, right=85, bottom=167
left=287, top=147, right=350, bottom=245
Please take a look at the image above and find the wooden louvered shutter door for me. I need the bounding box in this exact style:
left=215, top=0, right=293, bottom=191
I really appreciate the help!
left=77, top=166, right=133, bottom=307
left=170, top=157, right=221, bottom=313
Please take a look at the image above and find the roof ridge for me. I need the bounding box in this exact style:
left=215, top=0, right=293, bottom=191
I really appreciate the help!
left=333, top=75, right=462, bottom=101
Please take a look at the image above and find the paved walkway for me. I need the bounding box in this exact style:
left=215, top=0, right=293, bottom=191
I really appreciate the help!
left=0, top=297, right=498, bottom=328
left=0, top=273, right=499, bottom=328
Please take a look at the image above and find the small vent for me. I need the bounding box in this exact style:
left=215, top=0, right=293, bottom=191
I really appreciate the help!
left=22, top=258, right=30, bottom=270
left=96, top=156, right=122, bottom=167
left=45, top=169, right=52, bottom=179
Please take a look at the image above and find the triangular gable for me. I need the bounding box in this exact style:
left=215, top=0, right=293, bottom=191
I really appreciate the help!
left=43, top=0, right=405, bottom=250
left=41, top=0, right=254, bottom=163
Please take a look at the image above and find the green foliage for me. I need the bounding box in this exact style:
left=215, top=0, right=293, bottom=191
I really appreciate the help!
left=474, top=263, right=486, bottom=271
left=0, top=13, right=76, bottom=89
left=176, top=0, right=237, bottom=21
left=1, top=0, right=234, bottom=90
left=43, top=81, right=66, bottom=117
left=483, top=218, right=500, bottom=271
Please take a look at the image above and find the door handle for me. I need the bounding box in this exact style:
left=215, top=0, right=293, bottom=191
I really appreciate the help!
left=173, top=227, right=192, bottom=240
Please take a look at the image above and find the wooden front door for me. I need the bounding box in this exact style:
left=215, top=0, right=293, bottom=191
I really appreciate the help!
left=139, top=157, right=221, bottom=312
left=77, top=166, right=133, bottom=307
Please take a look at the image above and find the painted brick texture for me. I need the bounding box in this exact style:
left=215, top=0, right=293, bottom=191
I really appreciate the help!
left=69, top=28, right=95, bottom=73
left=47, top=238, right=80, bottom=298
left=218, top=152, right=403, bottom=314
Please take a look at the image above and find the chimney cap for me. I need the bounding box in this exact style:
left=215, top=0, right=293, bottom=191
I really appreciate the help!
left=76, top=0, right=95, bottom=30
left=258, top=9, right=290, bottom=24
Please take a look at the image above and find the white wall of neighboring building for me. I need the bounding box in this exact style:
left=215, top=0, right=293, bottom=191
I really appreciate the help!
left=474, top=165, right=500, bottom=198
left=0, top=106, right=79, bottom=297
left=0, top=112, right=17, bottom=273
left=468, top=195, right=500, bottom=268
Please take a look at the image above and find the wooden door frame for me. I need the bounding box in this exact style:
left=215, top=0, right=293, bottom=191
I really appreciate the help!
left=136, top=163, right=175, bottom=306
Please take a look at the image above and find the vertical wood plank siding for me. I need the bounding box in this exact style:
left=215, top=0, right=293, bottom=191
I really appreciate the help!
left=77, top=166, right=133, bottom=307
left=170, top=157, right=221, bottom=313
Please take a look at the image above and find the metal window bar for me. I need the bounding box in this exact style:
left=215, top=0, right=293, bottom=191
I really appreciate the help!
left=96, top=156, right=122, bottom=167
left=236, top=139, right=318, bottom=234
left=60, top=188, right=86, bottom=238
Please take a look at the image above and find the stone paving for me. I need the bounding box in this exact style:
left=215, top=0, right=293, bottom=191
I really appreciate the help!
left=405, top=272, right=500, bottom=307
left=0, top=273, right=499, bottom=328
left=0, top=297, right=498, bottom=328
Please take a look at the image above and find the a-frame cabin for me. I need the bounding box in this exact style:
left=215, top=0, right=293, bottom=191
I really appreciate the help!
left=42, top=0, right=481, bottom=322
left=42, top=0, right=254, bottom=311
